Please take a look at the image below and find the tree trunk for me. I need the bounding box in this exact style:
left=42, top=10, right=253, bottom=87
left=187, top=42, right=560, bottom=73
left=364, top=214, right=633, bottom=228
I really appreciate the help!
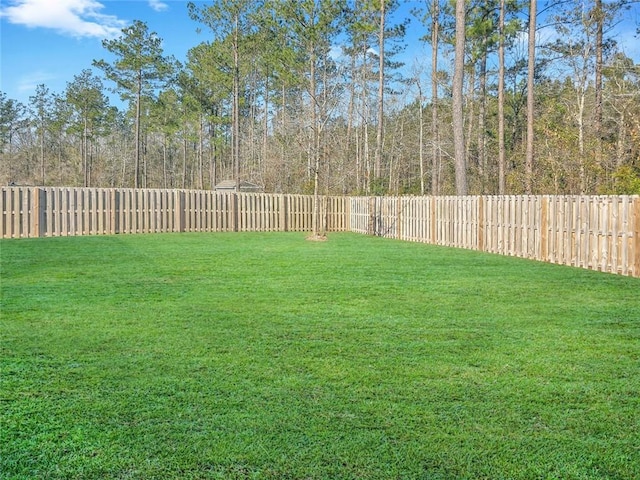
left=135, top=75, right=142, bottom=188
left=263, top=71, right=269, bottom=182
left=374, top=0, right=385, bottom=182
left=39, top=120, right=45, bottom=186
left=578, top=88, right=586, bottom=193
left=83, top=117, right=89, bottom=187
left=163, top=135, right=168, bottom=189
left=210, top=117, right=217, bottom=190
left=310, top=43, right=320, bottom=236
left=57, top=135, right=63, bottom=185
left=121, top=136, right=127, bottom=187
left=233, top=13, right=241, bottom=192
left=525, top=0, right=537, bottom=194
left=478, top=48, right=488, bottom=192
left=346, top=51, right=356, bottom=193
left=431, top=0, right=440, bottom=195
left=198, top=114, right=204, bottom=190
left=89, top=137, right=94, bottom=188
left=594, top=0, right=603, bottom=164
left=362, top=44, right=371, bottom=193
left=616, top=110, right=626, bottom=168
left=143, top=132, right=147, bottom=188
left=417, top=80, right=425, bottom=195
left=452, top=0, right=467, bottom=195
left=281, top=82, right=286, bottom=191
left=465, top=64, right=475, bottom=171
left=498, top=0, right=506, bottom=194
left=182, top=125, right=187, bottom=189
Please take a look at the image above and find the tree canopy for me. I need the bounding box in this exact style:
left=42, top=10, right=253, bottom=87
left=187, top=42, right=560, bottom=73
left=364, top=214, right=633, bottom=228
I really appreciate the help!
left=2, top=0, right=639, bottom=194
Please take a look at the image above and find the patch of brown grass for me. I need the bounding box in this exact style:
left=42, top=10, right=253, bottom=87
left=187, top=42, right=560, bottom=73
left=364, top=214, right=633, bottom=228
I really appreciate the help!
left=305, top=234, right=328, bottom=242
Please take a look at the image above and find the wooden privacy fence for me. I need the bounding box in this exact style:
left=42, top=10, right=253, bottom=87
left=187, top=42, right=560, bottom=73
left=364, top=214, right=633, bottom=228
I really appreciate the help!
left=0, top=187, right=349, bottom=238
left=352, top=195, right=640, bottom=278
left=1, top=187, right=639, bottom=277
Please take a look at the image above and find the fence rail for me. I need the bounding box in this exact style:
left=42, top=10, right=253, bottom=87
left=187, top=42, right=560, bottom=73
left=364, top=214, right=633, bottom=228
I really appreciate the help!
left=2, top=187, right=638, bottom=277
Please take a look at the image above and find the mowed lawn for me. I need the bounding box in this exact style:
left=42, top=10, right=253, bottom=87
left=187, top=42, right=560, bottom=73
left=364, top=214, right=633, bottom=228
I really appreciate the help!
left=1, top=232, right=639, bottom=479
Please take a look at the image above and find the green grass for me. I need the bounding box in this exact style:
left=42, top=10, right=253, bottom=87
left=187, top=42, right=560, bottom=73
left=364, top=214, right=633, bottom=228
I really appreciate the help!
left=1, top=232, right=639, bottom=479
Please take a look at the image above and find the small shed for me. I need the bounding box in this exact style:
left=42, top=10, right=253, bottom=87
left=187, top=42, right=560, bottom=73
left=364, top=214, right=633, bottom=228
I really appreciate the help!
left=215, top=180, right=263, bottom=192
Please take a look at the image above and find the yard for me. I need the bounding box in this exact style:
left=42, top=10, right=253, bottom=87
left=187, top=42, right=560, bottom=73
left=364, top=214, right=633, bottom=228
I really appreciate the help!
left=1, top=232, right=639, bottom=479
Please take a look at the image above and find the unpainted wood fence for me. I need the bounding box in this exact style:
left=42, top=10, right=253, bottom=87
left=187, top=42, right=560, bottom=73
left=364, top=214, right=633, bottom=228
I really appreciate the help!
left=2, top=187, right=639, bottom=277
left=0, top=187, right=349, bottom=238
left=351, top=195, right=640, bottom=278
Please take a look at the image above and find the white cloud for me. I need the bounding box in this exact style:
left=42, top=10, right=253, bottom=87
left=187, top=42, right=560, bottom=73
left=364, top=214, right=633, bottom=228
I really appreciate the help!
left=328, top=44, right=344, bottom=61
left=17, top=70, right=58, bottom=94
left=0, top=0, right=127, bottom=39
left=148, top=0, right=169, bottom=12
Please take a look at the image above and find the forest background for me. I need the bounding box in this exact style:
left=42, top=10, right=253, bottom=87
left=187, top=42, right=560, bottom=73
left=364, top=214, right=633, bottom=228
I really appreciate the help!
left=1, top=0, right=639, bottom=195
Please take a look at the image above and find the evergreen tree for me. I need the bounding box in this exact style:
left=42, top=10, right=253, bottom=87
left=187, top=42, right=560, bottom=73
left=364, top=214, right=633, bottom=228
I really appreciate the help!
left=29, top=85, right=54, bottom=186
left=94, top=20, right=175, bottom=187
left=66, top=70, right=109, bottom=187
left=188, top=0, right=263, bottom=190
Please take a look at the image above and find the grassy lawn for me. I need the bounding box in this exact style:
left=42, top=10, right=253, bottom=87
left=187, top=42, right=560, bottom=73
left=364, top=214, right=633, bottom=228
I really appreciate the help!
left=1, top=232, right=639, bottom=479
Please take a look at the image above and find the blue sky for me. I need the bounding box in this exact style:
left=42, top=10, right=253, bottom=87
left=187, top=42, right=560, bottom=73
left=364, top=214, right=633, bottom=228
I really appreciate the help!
left=1, top=0, right=213, bottom=105
left=1, top=0, right=638, bottom=108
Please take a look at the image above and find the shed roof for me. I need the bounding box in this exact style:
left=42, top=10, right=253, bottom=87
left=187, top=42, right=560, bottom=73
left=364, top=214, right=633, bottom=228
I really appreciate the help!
left=214, top=180, right=263, bottom=192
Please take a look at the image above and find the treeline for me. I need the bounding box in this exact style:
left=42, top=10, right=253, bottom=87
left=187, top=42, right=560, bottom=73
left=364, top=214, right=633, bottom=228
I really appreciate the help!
left=1, top=0, right=639, bottom=195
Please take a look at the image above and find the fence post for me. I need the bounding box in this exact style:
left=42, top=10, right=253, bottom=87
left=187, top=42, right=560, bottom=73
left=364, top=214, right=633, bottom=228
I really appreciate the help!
left=540, top=196, right=549, bottom=263
left=280, top=194, right=287, bottom=232
left=430, top=197, right=437, bottom=245
left=175, top=190, right=185, bottom=233
left=633, top=196, right=640, bottom=278
left=368, top=196, right=375, bottom=236
left=31, top=187, right=46, bottom=238
left=110, top=189, right=117, bottom=234
left=478, top=196, right=484, bottom=252
left=397, top=198, right=402, bottom=240
left=346, top=196, right=351, bottom=232
left=30, top=187, right=38, bottom=238
left=233, top=192, right=239, bottom=232
left=322, top=195, right=328, bottom=235
left=0, top=188, right=5, bottom=239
